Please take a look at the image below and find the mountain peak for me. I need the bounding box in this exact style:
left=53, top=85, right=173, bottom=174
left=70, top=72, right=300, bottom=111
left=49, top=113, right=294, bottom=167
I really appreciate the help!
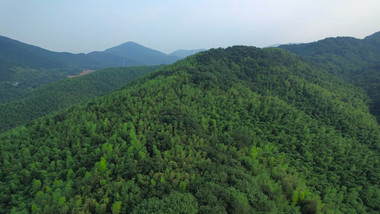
left=103, top=41, right=177, bottom=65
left=115, top=41, right=145, bottom=48
left=104, top=41, right=150, bottom=53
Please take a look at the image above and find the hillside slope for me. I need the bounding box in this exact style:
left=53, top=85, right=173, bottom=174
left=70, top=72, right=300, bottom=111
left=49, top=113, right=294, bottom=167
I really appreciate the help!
left=280, top=31, right=380, bottom=122
left=0, top=47, right=379, bottom=213
left=0, top=65, right=161, bottom=132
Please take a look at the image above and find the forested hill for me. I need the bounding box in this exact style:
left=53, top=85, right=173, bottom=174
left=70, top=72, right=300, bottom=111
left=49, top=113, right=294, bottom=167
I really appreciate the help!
left=1, top=47, right=379, bottom=213
left=0, top=65, right=161, bottom=132
left=279, top=31, right=380, bottom=122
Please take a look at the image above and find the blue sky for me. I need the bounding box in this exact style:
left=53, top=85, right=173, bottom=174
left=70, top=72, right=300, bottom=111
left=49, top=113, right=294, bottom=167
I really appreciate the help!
left=1, top=0, right=380, bottom=54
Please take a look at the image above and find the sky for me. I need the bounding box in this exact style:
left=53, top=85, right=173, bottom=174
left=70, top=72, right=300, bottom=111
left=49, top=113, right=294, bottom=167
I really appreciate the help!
left=1, top=0, right=380, bottom=54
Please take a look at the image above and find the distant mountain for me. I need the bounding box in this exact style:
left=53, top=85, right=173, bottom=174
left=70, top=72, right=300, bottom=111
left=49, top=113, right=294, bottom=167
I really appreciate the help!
left=279, top=31, right=380, bottom=122
left=0, top=36, right=181, bottom=104
left=169, top=49, right=206, bottom=59
left=0, top=65, right=161, bottom=132
left=0, top=36, right=179, bottom=69
left=99, top=41, right=179, bottom=65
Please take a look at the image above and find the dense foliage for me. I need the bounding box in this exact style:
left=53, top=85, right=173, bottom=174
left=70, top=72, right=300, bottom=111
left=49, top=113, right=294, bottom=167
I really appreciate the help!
left=0, top=47, right=379, bottom=213
left=280, top=31, right=380, bottom=122
left=0, top=65, right=161, bottom=132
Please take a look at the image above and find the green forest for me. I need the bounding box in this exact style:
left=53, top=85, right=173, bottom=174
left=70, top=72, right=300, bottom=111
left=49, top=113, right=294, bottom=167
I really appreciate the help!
left=280, top=31, right=380, bottom=122
left=1, top=47, right=379, bottom=213
left=0, top=65, right=161, bottom=132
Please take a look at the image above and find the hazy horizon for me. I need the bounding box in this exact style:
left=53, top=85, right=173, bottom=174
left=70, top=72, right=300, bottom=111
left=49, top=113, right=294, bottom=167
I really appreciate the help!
left=1, top=0, right=380, bottom=54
